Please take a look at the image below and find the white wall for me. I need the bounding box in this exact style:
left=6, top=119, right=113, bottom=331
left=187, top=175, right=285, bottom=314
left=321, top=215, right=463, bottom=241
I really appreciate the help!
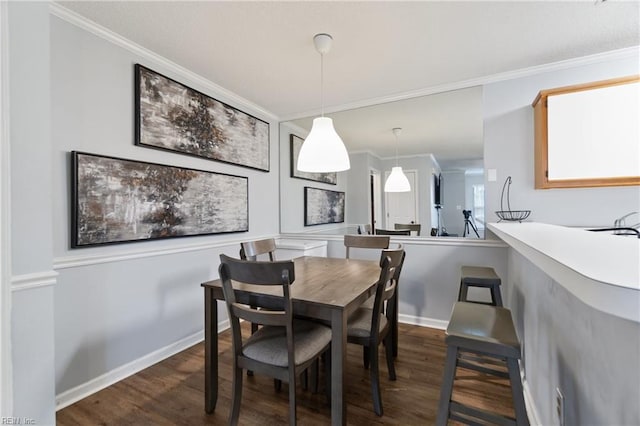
left=8, top=2, right=56, bottom=424
left=483, top=52, right=640, bottom=228
left=50, top=13, right=280, bottom=405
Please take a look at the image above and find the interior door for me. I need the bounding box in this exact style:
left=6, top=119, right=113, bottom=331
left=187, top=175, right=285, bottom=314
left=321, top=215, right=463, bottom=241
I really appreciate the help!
left=369, top=169, right=382, bottom=231
left=385, top=170, right=418, bottom=229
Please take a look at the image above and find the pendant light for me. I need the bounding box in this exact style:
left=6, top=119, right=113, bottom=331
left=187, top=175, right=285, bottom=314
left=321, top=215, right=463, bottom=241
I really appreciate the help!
left=297, top=33, right=350, bottom=172
left=384, top=128, right=411, bottom=192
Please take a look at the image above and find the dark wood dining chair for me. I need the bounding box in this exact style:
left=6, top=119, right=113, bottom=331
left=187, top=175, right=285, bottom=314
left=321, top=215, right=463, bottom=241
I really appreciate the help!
left=239, top=238, right=277, bottom=335
left=218, top=254, right=332, bottom=425
left=347, top=250, right=403, bottom=416
left=344, top=234, right=390, bottom=259
left=239, top=237, right=276, bottom=261
left=375, top=228, right=411, bottom=236
left=394, top=223, right=421, bottom=236
left=361, top=245, right=406, bottom=359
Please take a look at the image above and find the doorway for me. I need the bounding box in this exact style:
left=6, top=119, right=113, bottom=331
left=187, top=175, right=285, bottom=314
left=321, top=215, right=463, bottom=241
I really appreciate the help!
left=369, top=169, right=382, bottom=233
left=384, top=169, right=418, bottom=229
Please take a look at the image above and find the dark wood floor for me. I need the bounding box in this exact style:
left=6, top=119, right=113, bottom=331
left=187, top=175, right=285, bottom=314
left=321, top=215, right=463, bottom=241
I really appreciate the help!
left=57, top=323, right=515, bottom=425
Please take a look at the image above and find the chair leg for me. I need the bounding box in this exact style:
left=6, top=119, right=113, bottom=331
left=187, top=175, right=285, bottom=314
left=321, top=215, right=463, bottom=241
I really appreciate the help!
left=230, top=365, right=243, bottom=426
left=384, top=334, right=396, bottom=381
left=507, top=357, right=529, bottom=426
left=324, top=349, right=332, bottom=402
left=310, top=359, right=319, bottom=394
left=370, top=344, right=383, bottom=416
left=436, top=345, right=459, bottom=426
left=363, top=346, right=370, bottom=369
left=274, top=379, right=282, bottom=391
left=289, top=373, right=297, bottom=425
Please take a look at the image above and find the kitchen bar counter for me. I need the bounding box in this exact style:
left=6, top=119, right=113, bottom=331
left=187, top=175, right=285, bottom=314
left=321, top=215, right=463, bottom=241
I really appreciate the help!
left=488, top=222, right=639, bottom=322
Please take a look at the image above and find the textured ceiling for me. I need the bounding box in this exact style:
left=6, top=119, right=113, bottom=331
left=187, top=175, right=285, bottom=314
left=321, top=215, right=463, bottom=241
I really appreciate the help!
left=56, top=1, right=640, bottom=161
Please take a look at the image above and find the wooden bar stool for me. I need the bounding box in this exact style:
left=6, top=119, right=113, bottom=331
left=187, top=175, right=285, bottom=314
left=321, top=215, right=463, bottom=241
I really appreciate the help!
left=459, top=265, right=503, bottom=306
left=437, top=302, right=529, bottom=426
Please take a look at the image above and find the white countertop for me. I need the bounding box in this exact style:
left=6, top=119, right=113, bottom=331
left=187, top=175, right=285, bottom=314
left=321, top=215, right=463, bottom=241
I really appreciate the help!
left=489, top=222, right=639, bottom=322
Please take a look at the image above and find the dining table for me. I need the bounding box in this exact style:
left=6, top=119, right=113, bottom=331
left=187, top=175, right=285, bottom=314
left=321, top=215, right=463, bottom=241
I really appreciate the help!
left=201, top=255, right=382, bottom=425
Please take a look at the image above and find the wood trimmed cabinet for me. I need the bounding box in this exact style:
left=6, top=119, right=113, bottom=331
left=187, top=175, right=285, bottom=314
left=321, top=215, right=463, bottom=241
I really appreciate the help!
left=532, top=75, right=640, bottom=189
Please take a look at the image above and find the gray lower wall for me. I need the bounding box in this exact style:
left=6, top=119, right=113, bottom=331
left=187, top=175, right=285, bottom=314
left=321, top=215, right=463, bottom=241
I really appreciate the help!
left=506, top=249, right=640, bottom=426
left=325, top=238, right=508, bottom=323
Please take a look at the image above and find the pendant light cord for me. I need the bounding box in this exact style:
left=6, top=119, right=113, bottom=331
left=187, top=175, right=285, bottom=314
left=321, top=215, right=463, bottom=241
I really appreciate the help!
left=395, top=132, right=399, bottom=166
left=320, top=52, right=324, bottom=117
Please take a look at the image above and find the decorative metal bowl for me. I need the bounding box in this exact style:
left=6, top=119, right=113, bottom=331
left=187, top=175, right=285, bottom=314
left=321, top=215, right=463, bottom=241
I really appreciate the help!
left=496, top=176, right=531, bottom=222
left=495, top=210, right=531, bottom=222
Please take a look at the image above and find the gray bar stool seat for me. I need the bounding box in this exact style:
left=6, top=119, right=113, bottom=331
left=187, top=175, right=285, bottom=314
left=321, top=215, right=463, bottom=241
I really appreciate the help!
left=459, top=265, right=503, bottom=306
left=437, top=302, right=529, bottom=426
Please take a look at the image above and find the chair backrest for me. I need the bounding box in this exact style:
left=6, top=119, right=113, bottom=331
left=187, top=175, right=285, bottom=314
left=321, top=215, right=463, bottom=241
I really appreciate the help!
left=357, top=224, right=372, bottom=235
left=344, top=234, right=390, bottom=259
left=367, top=253, right=400, bottom=339
left=239, top=238, right=276, bottom=261
left=367, top=247, right=405, bottom=338
left=381, top=247, right=406, bottom=301
left=375, top=228, right=411, bottom=236
left=218, top=254, right=296, bottom=356
left=395, top=223, right=421, bottom=236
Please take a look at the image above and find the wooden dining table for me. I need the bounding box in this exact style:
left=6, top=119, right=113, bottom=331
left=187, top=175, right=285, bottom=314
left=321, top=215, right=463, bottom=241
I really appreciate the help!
left=201, top=255, right=382, bottom=425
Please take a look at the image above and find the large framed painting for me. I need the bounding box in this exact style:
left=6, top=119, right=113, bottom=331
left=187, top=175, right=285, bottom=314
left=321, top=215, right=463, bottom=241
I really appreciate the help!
left=290, top=134, right=337, bottom=184
left=135, top=64, right=270, bottom=171
left=71, top=151, right=248, bottom=247
left=304, top=187, right=345, bottom=226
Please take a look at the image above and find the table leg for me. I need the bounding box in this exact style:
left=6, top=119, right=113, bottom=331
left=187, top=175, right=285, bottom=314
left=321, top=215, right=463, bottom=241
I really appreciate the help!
left=331, top=309, right=347, bottom=425
left=204, top=287, right=218, bottom=413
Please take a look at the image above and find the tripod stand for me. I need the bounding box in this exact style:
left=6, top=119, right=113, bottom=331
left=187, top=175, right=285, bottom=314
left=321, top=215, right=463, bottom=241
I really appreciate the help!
left=462, top=210, right=480, bottom=238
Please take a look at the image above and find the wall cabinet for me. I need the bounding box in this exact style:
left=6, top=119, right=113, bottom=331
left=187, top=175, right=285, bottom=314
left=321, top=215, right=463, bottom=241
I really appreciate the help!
left=532, top=75, right=640, bottom=189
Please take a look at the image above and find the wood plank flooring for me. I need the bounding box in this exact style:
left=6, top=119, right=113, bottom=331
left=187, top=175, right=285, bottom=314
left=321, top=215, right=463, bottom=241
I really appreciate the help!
left=57, top=323, right=515, bottom=425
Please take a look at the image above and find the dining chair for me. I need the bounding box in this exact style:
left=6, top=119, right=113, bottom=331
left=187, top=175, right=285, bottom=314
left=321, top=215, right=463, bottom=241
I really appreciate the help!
left=376, top=228, right=411, bottom=236
left=344, top=234, right=390, bottom=259
left=218, top=254, right=332, bottom=425
left=357, top=224, right=372, bottom=234
left=346, top=249, right=403, bottom=416
left=239, top=238, right=277, bottom=336
left=360, top=245, right=406, bottom=358
left=394, top=223, right=421, bottom=236
left=239, top=237, right=276, bottom=261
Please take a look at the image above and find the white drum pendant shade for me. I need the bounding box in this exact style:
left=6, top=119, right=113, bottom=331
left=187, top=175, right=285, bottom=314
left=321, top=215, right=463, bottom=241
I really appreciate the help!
left=385, top=166, right=411, bottom=192
left=297, top=117, right=350, bottom=172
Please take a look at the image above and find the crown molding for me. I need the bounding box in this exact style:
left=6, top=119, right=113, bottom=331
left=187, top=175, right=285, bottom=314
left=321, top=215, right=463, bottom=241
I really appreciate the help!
left=49, top=3, right=278, bottom=122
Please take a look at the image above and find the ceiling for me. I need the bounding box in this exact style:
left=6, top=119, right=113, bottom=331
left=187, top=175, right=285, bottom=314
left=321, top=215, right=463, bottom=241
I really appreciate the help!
left=57, top=1, right=640, bottom=161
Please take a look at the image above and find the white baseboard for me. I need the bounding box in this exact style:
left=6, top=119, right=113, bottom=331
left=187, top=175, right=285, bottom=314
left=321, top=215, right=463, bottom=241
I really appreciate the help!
left=522, top=376, right=543, bottom=426
left=55, top=319, right=229, bottom=411
left=399, top=313, right=448, bottom=330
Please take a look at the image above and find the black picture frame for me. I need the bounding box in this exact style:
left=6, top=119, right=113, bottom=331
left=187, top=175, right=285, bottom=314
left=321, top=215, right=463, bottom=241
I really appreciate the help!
left=304, top=186, right=345, bottom=226
left=71, top=151, right=248, bottom=248
left=135, top=64, right=270, bottom=172
left=290, top=134, right=337, bottom=184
